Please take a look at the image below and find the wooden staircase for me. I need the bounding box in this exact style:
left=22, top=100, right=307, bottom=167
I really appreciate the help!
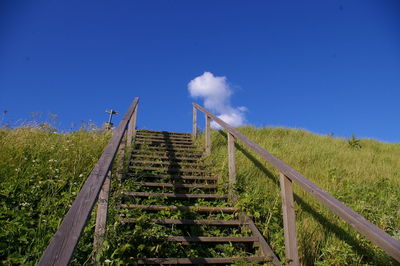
left=118, top=129, right=277, bottom=264
left=38, top=99, right=400, bottom=265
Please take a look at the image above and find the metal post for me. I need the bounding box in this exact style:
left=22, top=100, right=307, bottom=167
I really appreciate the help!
left=105, top=109, right=118, bottom=130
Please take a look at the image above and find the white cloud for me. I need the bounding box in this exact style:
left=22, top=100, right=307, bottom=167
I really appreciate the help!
left=188, top=72, right=246, bottom=129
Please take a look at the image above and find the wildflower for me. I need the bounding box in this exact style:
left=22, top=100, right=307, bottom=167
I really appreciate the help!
left=79, top=174, right=84, bottom=178
left=105, top=259, right=112, bottom=263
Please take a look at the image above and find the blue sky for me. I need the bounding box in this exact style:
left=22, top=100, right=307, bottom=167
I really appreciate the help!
left=1, top=1, right=399, bottom=142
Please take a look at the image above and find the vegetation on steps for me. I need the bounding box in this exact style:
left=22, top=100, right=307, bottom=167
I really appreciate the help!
left=0, top=126, right=111, bottom=265
left=197, top=126, right=400, bottom=265
left=97, top=137, right=264, bottom=265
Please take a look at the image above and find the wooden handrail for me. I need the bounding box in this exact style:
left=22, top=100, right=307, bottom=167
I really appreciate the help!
left=38, top=98, right=139, bottom=266
left=193, top=102, right=400, bottom=262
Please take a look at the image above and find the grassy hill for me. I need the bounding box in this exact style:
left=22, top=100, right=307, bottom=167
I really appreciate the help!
left=0, top=126, right=399, bottom=265
left=0, top=127, right=110, bottom=265
left=197, top=127, right=400, bottom=265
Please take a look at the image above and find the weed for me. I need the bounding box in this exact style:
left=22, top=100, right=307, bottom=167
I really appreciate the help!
left=348, top=134, right=362, bottom=149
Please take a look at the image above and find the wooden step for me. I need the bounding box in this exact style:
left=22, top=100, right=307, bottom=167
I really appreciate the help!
left=135, top=256, right=269, bottom=264
left=130, top=154, right=200, bottom=162
left=129, top=166, right=208, bottom=174
left=132, top=150, right=203, bottom=157
left=136, top=144, right=198, bottom=150
left=131, top=160, right=202, bottom=167
left=136, top=136, right=192, bottom=142
left=136, top=134, right=192, bottom=140
left=135, top=136, right=193, bottom=143
left=121, top=218, right=248, bottom=225
left=122, top=192, right=227, bottom=199
left=126, top=173, right=218, bottom=181
left=167, top=236, right=258, bottom=243
left=135, top=142, right=197, bottom=149
left=132, top=182, right=216, bottom=189
left=120, top=204, right=239, bottom=213
left=135, top=146, right=200, bottom=153
left=137, top=130, right=192, bottom=136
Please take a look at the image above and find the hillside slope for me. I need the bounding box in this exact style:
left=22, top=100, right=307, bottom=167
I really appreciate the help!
left=1, top=126, right=399, bottom=265
left=0, top=127, right=110, bottom=265
left=198, top=127, right=400, bottom=265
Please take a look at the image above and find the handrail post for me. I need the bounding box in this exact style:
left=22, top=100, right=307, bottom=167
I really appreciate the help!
left=279, top=172, right=299, bottom=265
left=205, top=114, right=211, bottom=155
left=93, top=170, right=111, bottom=263
left=127, top=104, right=138, bottom=147
left=227, top=132, right=236, bottom=200
left=192, top=106, right=197, bottom=140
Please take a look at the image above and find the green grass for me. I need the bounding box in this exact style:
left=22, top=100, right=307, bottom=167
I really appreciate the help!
left=0, top=126, right=111, bottom=265
left=196, top=127, right=400, bottom=265
left=1, top=125, right=399, bottom=265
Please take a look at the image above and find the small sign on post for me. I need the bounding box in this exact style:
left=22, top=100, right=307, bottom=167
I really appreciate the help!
left=105, top=109, right=118, bottom=130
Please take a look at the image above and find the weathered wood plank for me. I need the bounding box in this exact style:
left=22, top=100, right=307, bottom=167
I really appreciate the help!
left=38, top=98, right=139, bottom=266
left=135, top=257, right=269, bottom=264
left=120, top=204, right=239, bottom=213
left=279, top=173, right=299, bottom=265
left=167, top=236, right=258, bottom=243
left=130, top=154, right=200, bottom=161
left=205, top=114, right=211, bottom=155
left=135, top=138, right=193, bottom=144
left=121, top=218, right=248, bottom=225
left=129, top=165, right=208, bottom=173
left=126, top=104, right=137, bottom=147
left=93, top=170, right=111, bottom=262
left=131, top=182, right=216, bottom=189
left=192, top=106, right=197, bottom=139
left=125, top=173, right=217, bottom=181
left=131, top=149, right=203, bottom=157
left=130, top=160, right=202, bottom=167
left=193, top=102, right=400, bottom=262
left=122, top=191, right=227, bottom=199
left=137, top=129, right=191, bottom=136
left=135, top=141, right=197, bottom=149
left=240, top=214, right=281, bottom=265
left=227, top=132, right=236, bottom=200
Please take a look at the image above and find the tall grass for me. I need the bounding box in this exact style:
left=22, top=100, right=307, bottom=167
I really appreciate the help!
left=198, top=127, right=400, bottom=265
left=0, top=126, right=111, bottom=265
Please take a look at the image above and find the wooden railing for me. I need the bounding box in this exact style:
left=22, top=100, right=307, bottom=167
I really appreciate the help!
left=38, top=98, right=139, bottom=266
left=192, top=102, right=400, bottom=265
